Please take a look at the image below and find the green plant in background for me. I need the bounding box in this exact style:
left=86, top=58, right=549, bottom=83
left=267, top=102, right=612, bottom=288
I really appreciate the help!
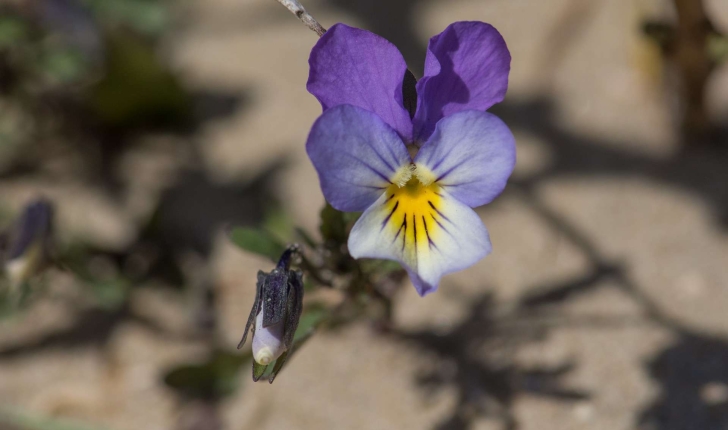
left=83, top=0, right=169, bottom=37
left=0, top=408, right=110, bottom=430
left=0, top=0, right=190, bottom=172
left=0, top=199, right=134, bottom=316
left=164, top=349, right=251, bottom=401
left=641, top=0, right=728, bottom=141
left=0, top=199, right=54, bottom=311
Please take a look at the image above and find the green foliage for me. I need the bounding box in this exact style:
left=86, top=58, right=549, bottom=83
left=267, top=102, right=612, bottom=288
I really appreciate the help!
left=59, top=245, right=131, bottom=310
left=88, top=32, right=191, bottom=128
left=262, top=205, right=295, bottom=243
left=293, top=302, right=328, bottom=343
left=319, top=203, right=346, bottom=243
left=41, top=48, right=89, bottom=84
left=0, top=408, right=109, bottom=430
left=319, top=203, right=359, bottom=244
left=164, top=350, right=250, bottom=400
left=89, top=278, right=130, bottom=310
left=360, top=258, right=402, bottom=276
left=250, top=303, right=330, bottom=382
left=708, top=34, right=728, bottom=64
left=85, top=0, right=169, bottom=37
left=230, top=227, right=286, bottom=262
left=252, top=360, right=268, bottom=381
left=0, top=17, right=28, bottom=48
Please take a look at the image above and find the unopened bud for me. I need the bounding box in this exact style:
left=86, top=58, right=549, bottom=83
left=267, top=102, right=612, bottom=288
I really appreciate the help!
left=2, top=198, right=54, bottom=290
left=238, top=245, right=304, bottom=383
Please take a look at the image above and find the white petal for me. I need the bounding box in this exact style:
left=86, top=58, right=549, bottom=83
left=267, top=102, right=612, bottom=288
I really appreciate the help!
left=252, top=310, right=286, bottom=365
left=348, top=186, right=491, bottom=296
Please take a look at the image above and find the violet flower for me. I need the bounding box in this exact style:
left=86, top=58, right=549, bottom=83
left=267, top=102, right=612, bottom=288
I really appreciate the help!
left=306, top=22, right=516, bottom=296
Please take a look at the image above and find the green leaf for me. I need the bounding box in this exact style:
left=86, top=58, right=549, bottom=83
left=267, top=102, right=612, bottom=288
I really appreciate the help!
left=0, top=408, right=109, bottom=430
left=41, top=49, right=88, bottom=84
left=319, top=203, right=346, bottom=243
left=86, top=0, right=169, bottom=36
left=262, top=206, right=294, bottom=243
left=708, top=34, right=728, bottom=64
left=266, top=350, right=290, bottom=383
left=342, top=211, right=362, bottom=225
left=229, top=227, right=285, bottom=262
left=303, top=278, right=317, bottom=292
left=319, top=203, right=360, bottom=245
left=89, top=278, right=129, bottom=310
left=164, top=350, right=249, bottom=399
left=360, top=258, right=403, bottom=275
left=243, top=305, right=330, bottom=384
left=252, top=360, right=268, bottom=381
left=0, top=18, right=28, bottom=49
left=88, top=31, right=191, bottom=128
left=293, top=303, right=328, bottom=343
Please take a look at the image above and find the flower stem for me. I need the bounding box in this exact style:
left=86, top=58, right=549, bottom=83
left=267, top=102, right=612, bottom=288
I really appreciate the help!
left=671, top=0, right=720, bottom=139
left=274, top=0, right=326, bottom=37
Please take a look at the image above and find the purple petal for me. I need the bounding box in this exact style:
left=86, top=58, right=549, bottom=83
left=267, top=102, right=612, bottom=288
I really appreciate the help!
left=414, top=110, right=515, bottom=208
left=413, top=22, right=511, bottom=142
left=306, top=104, right=411, bottom=212
left=307, top=23, right=414, bottom=141
left=348, top=188, right=491, bottom=296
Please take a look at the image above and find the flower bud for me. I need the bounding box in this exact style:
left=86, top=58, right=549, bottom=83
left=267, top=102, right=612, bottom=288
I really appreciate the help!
left=1, top=199, right=54, bottom=291
left=238, top=245, right=304, bottom=383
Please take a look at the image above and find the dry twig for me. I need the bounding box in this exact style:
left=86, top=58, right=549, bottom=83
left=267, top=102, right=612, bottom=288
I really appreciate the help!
left=274, top=0, right=326, bottom=37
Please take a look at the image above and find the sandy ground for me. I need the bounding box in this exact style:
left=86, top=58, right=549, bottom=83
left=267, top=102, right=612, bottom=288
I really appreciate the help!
left=2, top=0, right=728, bottom=429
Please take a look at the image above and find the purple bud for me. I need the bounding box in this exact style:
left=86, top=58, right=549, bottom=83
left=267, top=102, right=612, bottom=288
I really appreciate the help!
left=2, top=198, right=54, bottom=288
left=237, top=245, right=304, bottom=382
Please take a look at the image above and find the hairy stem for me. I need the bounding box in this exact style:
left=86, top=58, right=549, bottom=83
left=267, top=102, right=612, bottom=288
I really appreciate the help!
left=274, top=0, right=326, bottom=37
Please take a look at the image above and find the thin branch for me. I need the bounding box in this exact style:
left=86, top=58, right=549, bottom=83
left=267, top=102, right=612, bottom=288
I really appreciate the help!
left=671, top=0, right=718, bottom=138
left=274, top=0, right=326, bottom=37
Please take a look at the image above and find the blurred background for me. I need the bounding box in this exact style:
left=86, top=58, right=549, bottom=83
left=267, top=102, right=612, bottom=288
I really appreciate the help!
left=0, top=0, right=727, bottom=429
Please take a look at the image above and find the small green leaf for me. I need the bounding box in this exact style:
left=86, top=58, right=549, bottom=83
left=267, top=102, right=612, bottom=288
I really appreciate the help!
left=343, top=211, right=362, bottom=225
left=229, top=227, right=285, bottom=262
left=360, top=258, right=403, bottom=275
left=319, top=203, right=346, bottom=243
left=252, top=361, right=268, bottom=381
left=0, top=408, right=109, bottom=430
left=303, top=278, right=317, bottom=292
left=319, top=203, right=360, bottom=245
left=266, top=350, right=290, bottom=383
left=708, top=34, right=728, bottom=64
left=90, top=279, right=129, bottom=310
left=87, top=0, right=169, bottom=36
left=88, top=31, right=191, bottom=128
left=0, top=18, right=28, bottom=48
left=164, top=350, right=249, bottom=399
left=262, top=206, right=294, bottom=243
left=244, top=305, right=330, bottom=384
left=41, top=49, right=88, bottom=84
left=293, top=303, right=328, bottom=343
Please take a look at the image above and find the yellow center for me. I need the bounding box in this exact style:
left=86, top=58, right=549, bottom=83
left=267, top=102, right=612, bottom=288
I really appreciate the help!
left=381, top=177, right=446, bottom=256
